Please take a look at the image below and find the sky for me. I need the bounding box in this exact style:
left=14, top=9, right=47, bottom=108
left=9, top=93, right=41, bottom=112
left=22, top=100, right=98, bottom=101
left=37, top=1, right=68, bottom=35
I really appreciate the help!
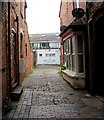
left=26, top=0, right=61, bottom=34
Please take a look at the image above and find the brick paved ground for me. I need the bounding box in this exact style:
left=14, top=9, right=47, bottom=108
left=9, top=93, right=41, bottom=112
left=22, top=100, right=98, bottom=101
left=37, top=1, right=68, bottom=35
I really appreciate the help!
left=4, top=65, right=104, bottom=119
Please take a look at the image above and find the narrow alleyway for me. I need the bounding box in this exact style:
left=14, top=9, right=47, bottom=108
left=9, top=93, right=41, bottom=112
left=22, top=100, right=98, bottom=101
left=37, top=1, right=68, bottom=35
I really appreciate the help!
left=4, top=65, right=104, bottom=119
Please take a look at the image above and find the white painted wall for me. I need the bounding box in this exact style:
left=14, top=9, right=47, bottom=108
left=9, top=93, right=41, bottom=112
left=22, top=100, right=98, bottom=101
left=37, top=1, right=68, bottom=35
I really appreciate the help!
left=37, top=49, right=60, bottom=65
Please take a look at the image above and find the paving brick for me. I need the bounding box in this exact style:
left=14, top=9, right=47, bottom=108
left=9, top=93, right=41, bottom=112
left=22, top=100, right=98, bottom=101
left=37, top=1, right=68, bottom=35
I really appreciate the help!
left=4, top=65, right=104, bottom=119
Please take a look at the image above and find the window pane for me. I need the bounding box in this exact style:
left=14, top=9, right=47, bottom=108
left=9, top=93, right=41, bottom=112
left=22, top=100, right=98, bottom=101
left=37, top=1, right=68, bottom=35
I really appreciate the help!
left=68, top=56, right=71, bottom=70
left=40, top=42, right=50, bottom=49
left=78, top=55, right=84, bottom=73
left=64, top=39, right=70, bottom=54
left=46, top=54, right=48, bottom=57
left=72, top=38, right=75, bottom=53
left=66, top=41, right=68, bottom=53
left=67, top=40, right=70, bottom=53
left=66, top=56, right=69, bottom=68
left=34, top=43, right=38, bottom=49
left=72, top=55, right=75, bottom=71
left=78, top=35, right=83, bottom=53
left=68, top=38, right=70, bottom=53
left=64, top=41, right=67, bottom=54
left=64, top=55, right=67, bottom=67
left=39, top=54, right=42, bottom=56
left=52, top=54, right=55, bottom=56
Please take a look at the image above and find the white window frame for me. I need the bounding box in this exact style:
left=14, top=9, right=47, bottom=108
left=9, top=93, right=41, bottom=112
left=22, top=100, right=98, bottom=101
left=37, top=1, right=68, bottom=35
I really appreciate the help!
left=63, top=31, right=85, bottom=77
left=75, top=32, right=85, bottom=75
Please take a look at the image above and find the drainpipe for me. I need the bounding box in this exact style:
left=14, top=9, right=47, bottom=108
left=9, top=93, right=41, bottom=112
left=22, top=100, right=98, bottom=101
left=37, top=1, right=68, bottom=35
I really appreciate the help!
left=16, top=16, right=20, bottom=86
left=8, top=1, right=12, bottom=98
left=86, top=2, right=93, bottom=94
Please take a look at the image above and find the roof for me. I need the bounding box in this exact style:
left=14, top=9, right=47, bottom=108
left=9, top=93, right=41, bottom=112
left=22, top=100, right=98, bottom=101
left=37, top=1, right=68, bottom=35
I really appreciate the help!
left=70, top=18, right=85, bottom=25
left=29, top=33, right=61, bottom=43
left=59, top=18, right=86, bottom=37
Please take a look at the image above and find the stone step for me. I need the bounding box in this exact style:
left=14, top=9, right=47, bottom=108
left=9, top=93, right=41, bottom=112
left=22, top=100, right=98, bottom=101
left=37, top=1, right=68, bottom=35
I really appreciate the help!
left=12, top=85, right=23, bottom=101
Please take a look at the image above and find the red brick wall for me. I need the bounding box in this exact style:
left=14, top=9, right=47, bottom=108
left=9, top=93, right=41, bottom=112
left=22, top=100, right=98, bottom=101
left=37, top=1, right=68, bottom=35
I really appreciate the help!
left=2, top=2, right=9, bottom=113
left=2, top=1, right=34, bottom=114
left=79, top=2, right=86, bottom=10
left=1, top=2, right=20, bottom=114
left=59, top=2, right=74, bottom=26
left=59, top=1, right=86, bottom=27
left=19, top=14, right=33, bottom=82
left=24, top=21, right=33, bottom=75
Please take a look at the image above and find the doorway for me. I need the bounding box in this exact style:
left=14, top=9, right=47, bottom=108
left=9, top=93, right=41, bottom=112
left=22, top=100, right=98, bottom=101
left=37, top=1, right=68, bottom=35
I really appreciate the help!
left=93, top=16, right=104, bottom=95
left=11, top=29, right=19, bottom=89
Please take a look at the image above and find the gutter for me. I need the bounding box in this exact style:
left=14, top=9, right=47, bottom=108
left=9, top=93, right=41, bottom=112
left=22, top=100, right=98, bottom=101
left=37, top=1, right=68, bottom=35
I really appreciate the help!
left=86, top=2, right=93, bottom=94
left=16, top=16, right=19, bottom=86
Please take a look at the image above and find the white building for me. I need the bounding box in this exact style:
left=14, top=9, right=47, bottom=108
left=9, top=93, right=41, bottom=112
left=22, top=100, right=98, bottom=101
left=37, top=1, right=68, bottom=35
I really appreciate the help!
left=30, top=33, right=61, bottom=65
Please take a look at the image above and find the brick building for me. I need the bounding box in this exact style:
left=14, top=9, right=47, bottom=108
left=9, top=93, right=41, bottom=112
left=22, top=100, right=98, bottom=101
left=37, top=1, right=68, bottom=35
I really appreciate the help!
left=59, top=0, right=104, bottom=95
left=59, top=0, right=86, bottom=89
left=1, top=1, right=33, bottom=115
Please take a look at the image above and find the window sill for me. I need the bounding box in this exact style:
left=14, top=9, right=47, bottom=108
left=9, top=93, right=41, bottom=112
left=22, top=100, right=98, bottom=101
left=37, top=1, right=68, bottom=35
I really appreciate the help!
left=62, top=69, right=85, bottom=79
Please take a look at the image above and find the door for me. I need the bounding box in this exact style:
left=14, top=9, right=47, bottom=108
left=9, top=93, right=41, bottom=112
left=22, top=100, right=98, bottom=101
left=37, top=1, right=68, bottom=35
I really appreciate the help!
left=11, top=29, right=18, bottom=89
left=93, top=16, right=104, bottom=95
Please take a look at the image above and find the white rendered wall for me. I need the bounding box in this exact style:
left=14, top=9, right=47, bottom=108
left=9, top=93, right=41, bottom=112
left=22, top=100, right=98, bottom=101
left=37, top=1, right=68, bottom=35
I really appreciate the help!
left=37, top=49, right=60, bottom=65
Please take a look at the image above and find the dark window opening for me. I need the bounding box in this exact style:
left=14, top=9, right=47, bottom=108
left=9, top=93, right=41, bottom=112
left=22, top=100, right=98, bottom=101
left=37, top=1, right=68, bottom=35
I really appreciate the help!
left=20, top=33, right=23, bottom=58
left=25, top=44, right=27, bottom=56
left=39, top=54, right=42, bottom=56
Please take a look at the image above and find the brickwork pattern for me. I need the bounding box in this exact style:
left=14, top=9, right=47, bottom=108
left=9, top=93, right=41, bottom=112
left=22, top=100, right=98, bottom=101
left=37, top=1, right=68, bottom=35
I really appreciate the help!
left=4, top=65, right=104, bottom=119
left=2, top=2, right=33, bottom=114
left=2, top=2, right=9, bottom=109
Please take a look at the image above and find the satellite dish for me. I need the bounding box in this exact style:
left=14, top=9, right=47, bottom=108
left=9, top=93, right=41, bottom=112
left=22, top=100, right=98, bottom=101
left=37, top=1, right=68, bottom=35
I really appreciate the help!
left=72, top=8, right=85, bottom=18
left=72, top=8, right=78, bottom=17
left=60, top=26, right=67, bottom=32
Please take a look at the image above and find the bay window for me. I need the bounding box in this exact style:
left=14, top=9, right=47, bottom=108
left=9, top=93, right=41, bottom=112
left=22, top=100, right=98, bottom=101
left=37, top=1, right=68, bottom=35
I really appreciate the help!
left=77, top=35, right=84, bottom=73
left=64, top=32, right=85, bottom=76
